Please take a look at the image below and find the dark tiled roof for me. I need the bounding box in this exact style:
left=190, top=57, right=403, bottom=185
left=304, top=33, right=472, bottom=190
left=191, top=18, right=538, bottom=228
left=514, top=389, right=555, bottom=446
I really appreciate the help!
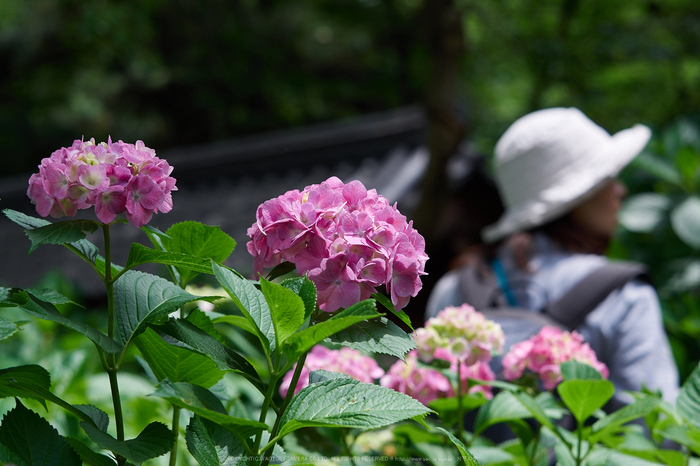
left=0, top=106, right=428, bottom=297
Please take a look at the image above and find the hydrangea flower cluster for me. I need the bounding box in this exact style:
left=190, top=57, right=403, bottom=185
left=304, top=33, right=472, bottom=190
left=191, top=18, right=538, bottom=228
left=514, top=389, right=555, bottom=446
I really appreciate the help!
left=279, top=345, right=385, bottom=397
left=380, top=351, right=495, bottom=405
left=247, top=176, right=428, bottom=312
left=27, top=138, right=176, bottom=228
left=414, top=304, right=505, bottom=365
left=502, top=326, right=609, bottom=390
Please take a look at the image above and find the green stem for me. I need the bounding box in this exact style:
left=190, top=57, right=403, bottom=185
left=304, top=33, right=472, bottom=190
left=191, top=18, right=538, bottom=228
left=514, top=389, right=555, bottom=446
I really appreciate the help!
left=456, top=362, right=464, bottom=442
left=576, top=420, right=583, bottom=466
left=259, top=350, right=310, bottom=466
left=169, top=406, right=181, bottom=466
left=102, top=224, right=126, bottom=466
left=340, top=429, right=358, bottom=466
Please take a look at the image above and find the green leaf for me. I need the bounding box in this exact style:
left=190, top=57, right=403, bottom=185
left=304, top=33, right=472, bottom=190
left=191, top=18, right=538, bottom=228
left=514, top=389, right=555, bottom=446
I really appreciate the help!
left=150, top=318, right=263, bottom=390
left=74, top=405, right=110, bottom=432
left=371, top=292, right=413, bottom=330
left=326, top=315, right=415, bottom=361
left=186, top=308, right=226, bottom=343
left=259, top=277, right=305, bottom=347
left=658, top=425, right=700, bottom=456
left=0, top=365, right=100, bottom=426
left=511, top=391, right=556, bottom=430
left=114, top=270, right=216, bottom=347
left=619, top=193, right=672, bottom=233
left=473, top=390, right=532, bottom=435
left=560, top=361, right=604, bottom=381
left=185, top=415, right=246, bottom=466
left=152, top=380, right=268, bottom=439
left=81, top=422, right=174, bottom=465
left=0, top=316, right=19, bottom=340
left=282, top=300, right=381, bottom=360
left=671, top=196, right=700, bottom=249
left=588, top=397, right=660, bottom=443
left=124, top=243, right=216, bottom=277
left=0, top=400, right=81, bottom=466
left=212, top=262, right=275, bottom=354
left=0, top=289, right=122, bottom=353
left=630, top=151, right=683, bottom=188
left=281, top=275, right=317, bottom=321
left=265, top=261, right=297, bottom=281
left=22, top=219, right=100, bottom=253
left=676, top=361, right=700, bottom=430
left=64, top=437, right=117, bottom=466
left=557, top=379, right=615, bottom=425
left=278, top=377, right=431, bottom=438
left=212, top=315, right=257, bottom=335
left=135, top=327, right=226, bottom=388
left=434, top=427, right=481, bottom=466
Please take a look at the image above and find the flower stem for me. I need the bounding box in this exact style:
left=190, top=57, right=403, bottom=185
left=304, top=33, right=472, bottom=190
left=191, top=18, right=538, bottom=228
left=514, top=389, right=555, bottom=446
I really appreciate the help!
left=456, top=362, right=464, bottom=441
left=102, top=224, right=126, bottom=462
left=169, top=406, right=181, bottom=466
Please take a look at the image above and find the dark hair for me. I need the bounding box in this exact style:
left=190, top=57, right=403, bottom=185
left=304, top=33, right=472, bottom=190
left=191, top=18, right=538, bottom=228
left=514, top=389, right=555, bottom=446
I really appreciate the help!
left=507, top=213, right=612, bottom=270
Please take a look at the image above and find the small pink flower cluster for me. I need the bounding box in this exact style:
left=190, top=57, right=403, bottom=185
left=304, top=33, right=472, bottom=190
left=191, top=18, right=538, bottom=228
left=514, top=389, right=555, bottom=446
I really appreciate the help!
left=380, top=351, right=495, bottom=405
left=502, top=326, right=609, bottom=390
left=279, top=345, right=385, bottom=397
left=247, top=176, right=428, bottom=312
left=27, top=138, right=176, bottom=228
left=414, top=304, right=505, bottom=365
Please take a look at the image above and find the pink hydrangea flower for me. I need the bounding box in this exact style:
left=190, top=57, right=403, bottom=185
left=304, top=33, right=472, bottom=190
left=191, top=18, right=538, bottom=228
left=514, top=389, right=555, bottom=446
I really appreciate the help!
left=380, top=351, right=495, bottom=405
left=502, top=326, right=609, bottom=390
left=279, top=345, right=385, bottom=397
left=247, top=177, right=428, bottom=312
left=414, top=304, right=505, bottom=366
left=26, top=138, right=176, bottom=228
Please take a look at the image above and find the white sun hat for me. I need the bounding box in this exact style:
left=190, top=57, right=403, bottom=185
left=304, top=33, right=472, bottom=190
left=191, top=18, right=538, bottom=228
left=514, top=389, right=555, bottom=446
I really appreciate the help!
left=482, top=107, right=651, bottom=243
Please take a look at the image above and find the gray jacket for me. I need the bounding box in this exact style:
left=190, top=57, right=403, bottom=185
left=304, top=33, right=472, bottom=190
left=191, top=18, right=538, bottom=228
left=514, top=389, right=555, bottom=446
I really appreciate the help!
left=426, top=233, right=679, bottom=404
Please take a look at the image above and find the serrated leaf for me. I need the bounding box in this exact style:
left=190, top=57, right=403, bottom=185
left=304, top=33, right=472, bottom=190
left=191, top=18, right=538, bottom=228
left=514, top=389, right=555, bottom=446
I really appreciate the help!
left=326, top=315, right=415, bottom=361
left=212, top=315, right=257, bottom=335
left=671, top=196, right=700, bottom=249
left=278, top=377, right=431, bottom=438
left=2, top=288, right=122, bottom=353
left=163, top=221, right=236, bottom=261
left=677, top=361, right=700, bottom=430
left=152, top=380, right=268, bottom=439
left=135, top=327, right=225, bottom=388
left=212, top=262, right=275, bottom=354
left=114, top=270, right=217, bottom=347
left=259, top=277, right=305, bottom=347
left=150, top=318, right=263, bottom=390
left=371, top=292, right=413, bottom=330
left=557, top=379, right=615, bottom=425
left=0, top=316, right=19, bottom=340
left=282, top=300, right=381, bottom=361
left=588, top=397, right=660, bottom=443
left=64, top=437, right=117, bottom=466
left=23, top=219, right=99, bottom=253
left=2, top=209, right=98, bottom=266
left=81, top=421, right=174, bottom=465
left=560, top=360, right=604, bottom=381
left=187, top=308, right=226, bottom=343
left=74, top=405, right=110, bottom=432
left=0, top=400, right=81, bottom=466
left=0, top=365, right=100, bottom=426
left=473, top=391, right=532, bottom=435
left=185, top=415, right=246, bottom=466
left=280, top=275, right=317, bottom=321
left=124, top=243, right=216, bottom=276
left=434, top=427, right=481, bottom=466
left=308, top=370, right=353, bottom=385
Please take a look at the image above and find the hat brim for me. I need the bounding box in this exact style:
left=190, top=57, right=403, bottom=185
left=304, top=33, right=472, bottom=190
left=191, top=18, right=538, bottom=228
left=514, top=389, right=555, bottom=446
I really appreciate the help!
left=482, top=124, right=651, bottom=243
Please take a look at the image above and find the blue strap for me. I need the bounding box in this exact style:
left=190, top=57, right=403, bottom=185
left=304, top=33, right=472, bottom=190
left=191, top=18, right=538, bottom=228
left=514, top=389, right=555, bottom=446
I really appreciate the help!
left=491, top=258, right=519, bottom=307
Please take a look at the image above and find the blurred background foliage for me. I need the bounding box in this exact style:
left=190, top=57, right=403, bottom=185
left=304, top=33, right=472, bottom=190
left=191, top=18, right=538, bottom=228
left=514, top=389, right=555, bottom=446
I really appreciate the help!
left=2, top=0, right=700, bottom=379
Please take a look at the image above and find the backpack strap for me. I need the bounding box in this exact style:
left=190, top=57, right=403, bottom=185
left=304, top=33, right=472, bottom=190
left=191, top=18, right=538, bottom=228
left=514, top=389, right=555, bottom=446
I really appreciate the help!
left=544, top=262, right=650, bottom=330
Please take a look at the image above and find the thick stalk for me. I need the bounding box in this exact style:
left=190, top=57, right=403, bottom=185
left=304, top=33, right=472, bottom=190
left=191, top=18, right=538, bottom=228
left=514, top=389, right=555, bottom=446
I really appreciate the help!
left=259, top=351, right=310, bottom=466
left=576, top=421, right=583, bottom=465
left=456, top=362, right=464, bottom=441
left=169, top=406, right=181, bottom=466
left=103, top=224, right=126, bottom=464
